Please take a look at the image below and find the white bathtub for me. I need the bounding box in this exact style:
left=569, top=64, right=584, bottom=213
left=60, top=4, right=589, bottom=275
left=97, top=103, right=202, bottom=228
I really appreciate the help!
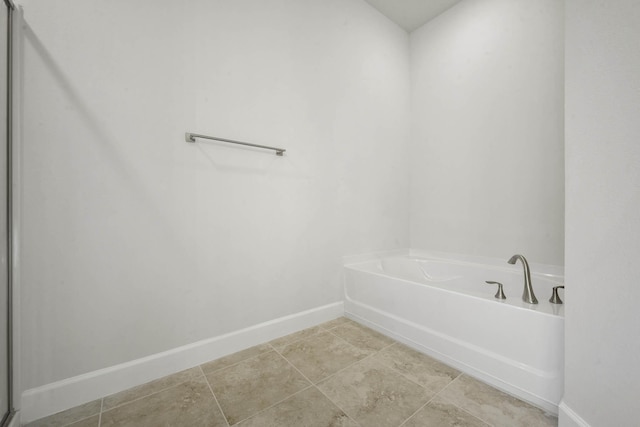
left=343, top=250, right=564, bottom=414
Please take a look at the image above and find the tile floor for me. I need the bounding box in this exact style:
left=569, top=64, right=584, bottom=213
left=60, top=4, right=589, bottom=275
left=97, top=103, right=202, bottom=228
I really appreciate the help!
left=26, top=317, right=558, bottom=427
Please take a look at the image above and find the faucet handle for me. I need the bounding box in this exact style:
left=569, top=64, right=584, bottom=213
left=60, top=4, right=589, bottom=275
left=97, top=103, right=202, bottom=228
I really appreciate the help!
left=549, top=285, right=565, bottom=304
left=485, top=281, right=506, bottom=300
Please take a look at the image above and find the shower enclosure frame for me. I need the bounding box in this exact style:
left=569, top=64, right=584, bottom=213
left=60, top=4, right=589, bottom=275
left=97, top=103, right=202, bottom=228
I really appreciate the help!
left=1, top=0, right=15, bottom=426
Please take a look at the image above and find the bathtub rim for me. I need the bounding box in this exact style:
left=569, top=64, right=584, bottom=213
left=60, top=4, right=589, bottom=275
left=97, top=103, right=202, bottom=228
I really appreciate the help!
left=345, top=251, right=565, bottom=318
left=343, top=248, right=564, bottom=277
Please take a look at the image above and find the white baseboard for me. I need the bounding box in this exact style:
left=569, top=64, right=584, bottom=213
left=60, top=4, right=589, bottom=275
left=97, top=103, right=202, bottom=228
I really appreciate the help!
left=558, top=401, right=591, bottom=427
left=21, top=302, right=344, bottom=424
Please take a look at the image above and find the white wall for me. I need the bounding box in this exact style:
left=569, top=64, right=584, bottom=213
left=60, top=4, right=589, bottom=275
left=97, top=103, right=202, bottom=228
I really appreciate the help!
left=563, top=1, right=640, bottom=425
left=409, top=0, right=564, bottom=265
left=18, top=0, right=410, bottom=390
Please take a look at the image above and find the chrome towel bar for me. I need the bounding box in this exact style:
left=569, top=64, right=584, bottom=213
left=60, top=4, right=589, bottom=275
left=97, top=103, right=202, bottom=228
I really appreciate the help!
left=185, top=132, right=286, bottom=156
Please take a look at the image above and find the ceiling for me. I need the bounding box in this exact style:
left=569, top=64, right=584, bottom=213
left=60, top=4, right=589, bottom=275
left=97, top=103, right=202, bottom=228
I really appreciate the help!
left=363, top=0, right=462, bottom=32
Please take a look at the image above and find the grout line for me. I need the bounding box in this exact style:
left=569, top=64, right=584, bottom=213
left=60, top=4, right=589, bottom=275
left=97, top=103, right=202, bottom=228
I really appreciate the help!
left=455, top=403, right=494, bottom=427
left=373, top=361, right=440, bottom=393
left=269, top=328, right=324, bottom=354
left=268, top=343, right=315, bottom=385
left=270, top=344, right=361, bottom=427
left=312, top=335, right=398, bottom=387
left=313, top=335, right=396, bottom=386
left=374, top=341, right=397, bottom=354
left=324, top=321, right=397, bottom=357
left=201, top=345, right=272, bottom=376
left=393, top=356, right=467, bottom=423
left=313, top=383, right=363, bottom=427
left=435, top=392, right=494, bottom=427
left=59, top=413, right=100, bottom=427
left=98, top=398, right=103, bottom=427
left=398, top=394, right=437, bottom=427
left=312, top=347, right=376, bottom=385
left=219, top=345, right=319, bottom=425
left=101, top=368, right=205, bottom=412
left=321, top=341, right=438, bottom=427
left=370, top=343, right=464, bottom=394
left=272, top=326, right=359, bottom=365
left=432, top=371, right=463, bottom=399
left=272, top=340, right=364, bottom=426
left=55, top=399, right=104, bottom=427
left=432, top=374, right=498, bottom=425
left=269, top=319, right=357, bottom=353
left=199, top=365, right=230, bottom=427
left=230, top=384, right=315, bottom=426
left=322, top=329, right=355, bottom=348
left=299, top=330, right=445, bottom=427
left=270, top=317, right=357, bottom=358
left=274, top=331, right=375, bottom=382
left=206, top=333, right=369, bottom=426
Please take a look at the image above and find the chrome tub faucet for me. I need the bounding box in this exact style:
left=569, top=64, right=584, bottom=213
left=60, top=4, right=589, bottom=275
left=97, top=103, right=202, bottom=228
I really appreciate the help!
left=508, top=254, right=538, bottom=304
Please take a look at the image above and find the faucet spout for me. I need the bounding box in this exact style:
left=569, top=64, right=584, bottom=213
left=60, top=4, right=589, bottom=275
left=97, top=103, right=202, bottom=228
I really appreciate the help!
left=508, top=254, right=538, bottom=304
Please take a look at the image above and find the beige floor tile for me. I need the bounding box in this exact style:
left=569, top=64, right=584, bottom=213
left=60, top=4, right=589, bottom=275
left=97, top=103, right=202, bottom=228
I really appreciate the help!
left=329, top=323, right=395, bottom=355
left=26, top=399, right=102, bottom=427
left=269, top=326, right=323, bottom=351
left=318, top=358, right=432, bottom=427
left=438, top=375, right=558, bottom=427
left=103, top=366, right=203, bottom=411
left=201, top=343, right=272, bottom=374
left=374, top=343, right=460, bottom=394
left=402, top=396, right=489, bottom=427
left=67, top=415, right=100, bottom=427
left=27, top=323, right=562, bottom=427
left=280, top=331, right=368, bottom=383
left=206, top=350, right=310, bottom=425
left=100, top=377, right=226, bottom=427
left=237, top=386, right=358, bottom=427
left=319, top=317, right=354, bottom=330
